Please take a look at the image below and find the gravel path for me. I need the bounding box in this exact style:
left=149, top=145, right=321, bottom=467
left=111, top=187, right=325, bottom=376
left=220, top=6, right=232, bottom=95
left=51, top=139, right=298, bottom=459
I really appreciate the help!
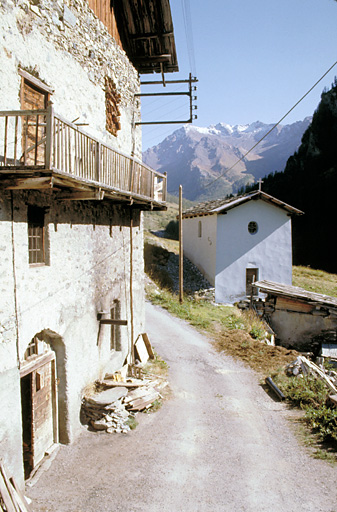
left=27, top=302, right=337, bottom=512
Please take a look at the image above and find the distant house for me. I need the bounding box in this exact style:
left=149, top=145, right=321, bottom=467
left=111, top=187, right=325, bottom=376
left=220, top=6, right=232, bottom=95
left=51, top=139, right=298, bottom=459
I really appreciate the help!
left=182, top=190, right=303, bottom=303
left=0, top=0, right=177, bottom=486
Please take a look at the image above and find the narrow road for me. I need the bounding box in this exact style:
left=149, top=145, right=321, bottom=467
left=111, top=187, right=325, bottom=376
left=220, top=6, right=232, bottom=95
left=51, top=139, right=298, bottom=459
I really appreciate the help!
left=28, top=302, right=337, bottom=512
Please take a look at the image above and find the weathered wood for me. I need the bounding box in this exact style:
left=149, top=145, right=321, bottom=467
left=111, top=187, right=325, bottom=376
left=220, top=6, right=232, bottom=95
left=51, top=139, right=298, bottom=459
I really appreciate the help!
left=141, top=333, right=155, bottom=359
left=0, top=464, right=17, bottom=512
left=100, top=379, right=145, bottom=388
left=299, top=356, right=337, bottom=394
left=9, top=478, right=31, bottom=512
left=135, top=335, right=149, bottom=364
left=0, top=109, right=167, bottom=206
left=99, top=319, right=127, bottom=325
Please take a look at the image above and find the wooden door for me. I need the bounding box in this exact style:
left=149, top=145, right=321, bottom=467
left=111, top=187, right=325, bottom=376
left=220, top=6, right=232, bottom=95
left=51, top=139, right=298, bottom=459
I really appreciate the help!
left=21, top=79, right=48, bottom=165
left=31, top=361, right=55, bottom=467
left=21, top=354, right=58, bottom=478
left=246, top=268, right=259, bottom=297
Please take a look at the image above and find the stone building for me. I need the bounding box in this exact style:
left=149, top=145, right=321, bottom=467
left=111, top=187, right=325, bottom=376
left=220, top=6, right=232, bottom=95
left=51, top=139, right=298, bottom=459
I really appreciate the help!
left=0, top=0, right=178, bottom=486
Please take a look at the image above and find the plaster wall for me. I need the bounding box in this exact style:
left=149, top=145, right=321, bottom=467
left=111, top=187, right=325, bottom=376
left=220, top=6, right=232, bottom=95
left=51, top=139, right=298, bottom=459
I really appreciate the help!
left=0, top=367, right=24, bottom=488
left=183, top=215, right=217, bottom=285
left=215, top=200, right=292, bottom=303
left=0, top=190, right=145, bottom=482
left=0, top=0, right=142, bottom=158
left=269, top=310, right=337, bottom=351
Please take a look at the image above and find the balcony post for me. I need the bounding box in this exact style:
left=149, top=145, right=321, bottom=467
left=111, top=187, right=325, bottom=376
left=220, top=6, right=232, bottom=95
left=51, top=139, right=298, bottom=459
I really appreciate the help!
left=163, top=172, right=167, bottom=202
left=45, top=102, right=54, bottom=170
left=95, top=141, right=101, bottom=182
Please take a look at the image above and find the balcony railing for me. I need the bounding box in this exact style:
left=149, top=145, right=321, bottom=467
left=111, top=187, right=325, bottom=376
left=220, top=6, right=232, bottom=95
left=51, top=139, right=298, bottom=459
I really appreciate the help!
left=0, top=106, right=166, bottom=206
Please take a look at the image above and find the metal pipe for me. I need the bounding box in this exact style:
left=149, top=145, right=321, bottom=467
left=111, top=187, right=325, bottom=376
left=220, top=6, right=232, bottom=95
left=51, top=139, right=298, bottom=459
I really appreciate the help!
left=265, top=377, right=285, bottom=400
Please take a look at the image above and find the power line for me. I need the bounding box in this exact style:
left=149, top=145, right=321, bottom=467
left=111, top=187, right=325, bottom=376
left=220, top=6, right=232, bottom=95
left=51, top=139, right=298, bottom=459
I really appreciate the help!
left=181, top=0, right=197, bottom=76
left=204, top=60, right=337, bottom=190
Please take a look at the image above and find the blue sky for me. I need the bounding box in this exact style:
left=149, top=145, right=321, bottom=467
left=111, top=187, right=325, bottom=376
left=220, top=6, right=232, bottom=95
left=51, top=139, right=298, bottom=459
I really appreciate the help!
left=141, top=0, right=337, bottom=150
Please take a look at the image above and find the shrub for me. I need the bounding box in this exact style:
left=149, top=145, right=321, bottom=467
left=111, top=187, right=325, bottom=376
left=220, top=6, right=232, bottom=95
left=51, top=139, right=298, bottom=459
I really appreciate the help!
left=305, top=405, right=337, bottom=442
left=165, top=220, right=179, bottom=240
left=276, top=375, right=328, bottom=408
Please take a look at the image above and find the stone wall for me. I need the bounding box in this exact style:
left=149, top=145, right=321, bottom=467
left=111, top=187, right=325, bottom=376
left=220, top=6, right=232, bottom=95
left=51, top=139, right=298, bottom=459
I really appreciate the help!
left=0, top=0, right=142, bottom=158
left=0, top=0, right=148, bottom=485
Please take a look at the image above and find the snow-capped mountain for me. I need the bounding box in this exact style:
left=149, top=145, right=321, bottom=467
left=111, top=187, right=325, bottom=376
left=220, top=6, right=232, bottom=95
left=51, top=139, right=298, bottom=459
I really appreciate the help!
left=143, top=118, right=311, bottom=201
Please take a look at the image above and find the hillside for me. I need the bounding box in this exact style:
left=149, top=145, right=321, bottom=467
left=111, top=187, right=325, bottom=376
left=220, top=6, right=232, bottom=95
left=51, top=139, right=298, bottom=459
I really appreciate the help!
left=143, top=119, right=311, bottom=202
left=248, top=79, right=337, bottom=273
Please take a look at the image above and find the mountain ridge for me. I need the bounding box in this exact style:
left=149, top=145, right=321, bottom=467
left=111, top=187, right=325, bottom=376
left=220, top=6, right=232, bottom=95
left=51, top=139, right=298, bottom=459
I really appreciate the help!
left=143, top=118, right=311, bottom=202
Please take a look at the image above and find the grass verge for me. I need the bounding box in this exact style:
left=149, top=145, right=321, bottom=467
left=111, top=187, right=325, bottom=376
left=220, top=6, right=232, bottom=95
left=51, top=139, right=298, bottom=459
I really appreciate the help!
left=146, top=268, right=337, bottom=460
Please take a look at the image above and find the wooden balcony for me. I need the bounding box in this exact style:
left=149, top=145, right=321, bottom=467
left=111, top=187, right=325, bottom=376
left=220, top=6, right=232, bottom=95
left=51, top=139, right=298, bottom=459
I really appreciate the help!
left=0, top=106, right=167, bottom=209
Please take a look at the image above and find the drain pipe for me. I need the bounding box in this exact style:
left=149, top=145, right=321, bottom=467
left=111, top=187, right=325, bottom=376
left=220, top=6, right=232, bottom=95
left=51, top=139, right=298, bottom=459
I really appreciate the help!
left=10, top=191, right=21, bottom=369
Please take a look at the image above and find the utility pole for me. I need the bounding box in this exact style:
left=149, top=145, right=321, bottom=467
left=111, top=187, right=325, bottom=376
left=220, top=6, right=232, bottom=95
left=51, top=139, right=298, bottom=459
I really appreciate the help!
left=179, top=185, right=183, bottom=303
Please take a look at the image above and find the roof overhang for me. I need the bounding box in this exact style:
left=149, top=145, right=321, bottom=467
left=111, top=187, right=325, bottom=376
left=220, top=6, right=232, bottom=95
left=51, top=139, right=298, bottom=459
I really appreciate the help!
left=182, top=191, right=304, bottom=219
left=114, top=0, right=179, bottom=74
left=212, top=191, right=304, bottom=216
left=253, top=280, right=337, bottom=309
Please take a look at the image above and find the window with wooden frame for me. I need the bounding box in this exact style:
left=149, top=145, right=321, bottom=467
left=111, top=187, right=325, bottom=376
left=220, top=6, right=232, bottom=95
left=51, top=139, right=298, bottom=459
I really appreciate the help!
left=28, top=206, right=47, bottom=265
left=19, top=70, right=53, bottom=166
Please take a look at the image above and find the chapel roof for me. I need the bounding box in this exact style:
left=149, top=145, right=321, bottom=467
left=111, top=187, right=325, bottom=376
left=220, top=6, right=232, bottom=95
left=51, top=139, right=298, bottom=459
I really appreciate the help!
left=182, top=190, right=304, bottom=218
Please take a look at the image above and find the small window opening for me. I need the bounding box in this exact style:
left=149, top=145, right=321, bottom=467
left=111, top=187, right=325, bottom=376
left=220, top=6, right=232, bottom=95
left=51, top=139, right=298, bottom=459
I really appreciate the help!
left=248, top=221, right=258, bottom=234
left=198, top=220, right=202, bottom=238
left=28, top=206, right=47, bottom=265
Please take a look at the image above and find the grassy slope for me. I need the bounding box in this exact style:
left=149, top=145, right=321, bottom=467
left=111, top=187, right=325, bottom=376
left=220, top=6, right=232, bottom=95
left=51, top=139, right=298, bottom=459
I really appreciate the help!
left=293, top=266, right=337, bottom=297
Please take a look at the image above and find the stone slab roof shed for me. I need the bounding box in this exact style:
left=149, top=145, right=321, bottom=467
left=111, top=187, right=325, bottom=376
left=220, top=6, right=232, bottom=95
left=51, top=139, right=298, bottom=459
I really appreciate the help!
left=182, top=191, right=303, bottom=303
left=252, top=280, right=337, bottom=352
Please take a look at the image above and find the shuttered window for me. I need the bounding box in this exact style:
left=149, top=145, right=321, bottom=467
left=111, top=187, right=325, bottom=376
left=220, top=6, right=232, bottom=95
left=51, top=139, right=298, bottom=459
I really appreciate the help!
left=28, top=206, right=45, bottom=265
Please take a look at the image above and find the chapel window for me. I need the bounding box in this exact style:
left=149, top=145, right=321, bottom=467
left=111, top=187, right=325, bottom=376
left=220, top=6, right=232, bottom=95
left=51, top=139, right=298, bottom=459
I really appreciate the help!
left=248, top=221, right=258, bottom=234
left=198, top=220, right=202, bottom=238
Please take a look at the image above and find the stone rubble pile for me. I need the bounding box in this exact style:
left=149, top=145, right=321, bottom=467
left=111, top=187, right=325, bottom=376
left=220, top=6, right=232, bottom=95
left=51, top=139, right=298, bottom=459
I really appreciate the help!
left=82, top=374, right=168, bottom=434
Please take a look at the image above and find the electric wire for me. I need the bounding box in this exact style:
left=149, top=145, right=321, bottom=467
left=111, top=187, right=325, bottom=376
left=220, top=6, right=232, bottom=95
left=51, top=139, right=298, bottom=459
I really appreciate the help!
left=204, top=60, right=337, bottom=189
left=181, top=0, right=197, bottom=77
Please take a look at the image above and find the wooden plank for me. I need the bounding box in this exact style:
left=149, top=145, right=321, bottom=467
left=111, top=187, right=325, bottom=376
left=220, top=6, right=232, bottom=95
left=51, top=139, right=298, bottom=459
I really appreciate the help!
left=141, top=333, right=155, bottom=359
left=0, top=464, right=17, bottom=512
left=276, top=296, right=314, bottom=313
left=99, top=319, right=127, bottom=326
left=9, top=478, right=31, bottom=512
left=135, top=335, right=149, bottom=364
left=100, top=379, right=145, bottom=388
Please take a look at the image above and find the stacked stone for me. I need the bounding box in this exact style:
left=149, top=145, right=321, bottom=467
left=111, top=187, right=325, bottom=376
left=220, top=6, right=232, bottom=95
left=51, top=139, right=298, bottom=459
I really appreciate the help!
left=82, top=387, right=132, bottom=434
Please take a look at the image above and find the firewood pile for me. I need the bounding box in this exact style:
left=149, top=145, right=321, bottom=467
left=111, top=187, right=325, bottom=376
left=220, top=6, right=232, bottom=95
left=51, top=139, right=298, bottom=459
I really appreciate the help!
left=286, top=355, right=337, bottom=397
left=82, top=373, right=168, bottom=434
left=0, top=462, right=32, bottom=512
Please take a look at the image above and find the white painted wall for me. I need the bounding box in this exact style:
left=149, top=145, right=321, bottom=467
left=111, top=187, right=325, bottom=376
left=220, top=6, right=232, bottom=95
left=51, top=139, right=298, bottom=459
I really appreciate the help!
left=215, top=200, right=293, bottom=303
left=183, top=215, right=217, bottom=285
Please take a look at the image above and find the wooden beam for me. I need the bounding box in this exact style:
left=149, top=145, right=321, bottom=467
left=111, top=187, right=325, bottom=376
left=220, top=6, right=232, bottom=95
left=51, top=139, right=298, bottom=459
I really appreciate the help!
left=1, top=177, right=53, bottom=190
left=99, top=319, right=128, bottom=326
left=58, top=190, right=105, bottom=200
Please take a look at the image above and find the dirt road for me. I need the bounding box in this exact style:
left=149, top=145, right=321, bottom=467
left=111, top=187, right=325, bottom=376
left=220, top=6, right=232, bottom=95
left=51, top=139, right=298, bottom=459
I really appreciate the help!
left=28, top=302, right=337, bottom=512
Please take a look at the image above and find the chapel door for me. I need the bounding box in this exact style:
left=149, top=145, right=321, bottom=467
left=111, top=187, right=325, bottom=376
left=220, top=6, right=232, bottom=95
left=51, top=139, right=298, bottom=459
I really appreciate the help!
left=246, top=268, right=259, bottom=297
left=21, top=78, right=49, bottom=165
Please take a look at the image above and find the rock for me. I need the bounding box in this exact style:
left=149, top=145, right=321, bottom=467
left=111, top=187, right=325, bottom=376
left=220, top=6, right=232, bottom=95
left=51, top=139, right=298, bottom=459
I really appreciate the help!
left=86, top=387, right=128, bottom=406
left=91, top=418, right=108, bottom=430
